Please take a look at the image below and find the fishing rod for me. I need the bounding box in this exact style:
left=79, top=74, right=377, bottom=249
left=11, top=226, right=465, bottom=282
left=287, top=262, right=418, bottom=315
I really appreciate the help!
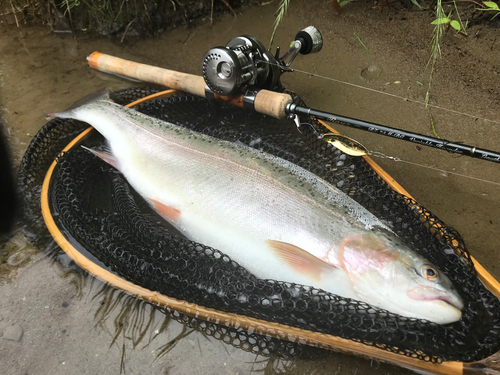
left=286, top=104, right=500, bottom=163
left=87, top=26, right=500, bottom=164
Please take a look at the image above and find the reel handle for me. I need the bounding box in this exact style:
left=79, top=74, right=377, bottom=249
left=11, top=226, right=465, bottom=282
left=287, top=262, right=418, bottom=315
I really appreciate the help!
left=87, top=52, right=292, bottom=119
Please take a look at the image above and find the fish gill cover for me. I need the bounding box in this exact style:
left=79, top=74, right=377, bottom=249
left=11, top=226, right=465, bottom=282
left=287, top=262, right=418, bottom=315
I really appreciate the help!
left=18, top=87, right=500, bottom=363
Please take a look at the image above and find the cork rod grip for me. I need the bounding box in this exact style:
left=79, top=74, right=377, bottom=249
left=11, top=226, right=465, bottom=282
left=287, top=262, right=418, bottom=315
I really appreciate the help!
left=88, top=52, right=292, bottom=119
left=253, top=90, right=292, bottom=120
left=88, top=52, right=207, bottom=98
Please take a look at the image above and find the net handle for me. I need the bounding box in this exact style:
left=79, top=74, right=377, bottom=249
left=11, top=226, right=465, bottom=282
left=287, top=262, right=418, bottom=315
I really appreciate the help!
left=87, top=52, right=292, bottom=119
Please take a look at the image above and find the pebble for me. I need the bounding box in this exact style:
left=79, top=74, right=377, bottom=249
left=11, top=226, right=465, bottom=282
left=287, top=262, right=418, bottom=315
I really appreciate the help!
left=360, top=65, right=381, bottom=82
left=2, top=324, right=23, bottom=342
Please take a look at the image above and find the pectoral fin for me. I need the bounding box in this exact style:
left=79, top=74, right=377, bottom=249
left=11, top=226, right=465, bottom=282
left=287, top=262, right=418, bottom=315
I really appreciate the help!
left=266, top=240, right=335, bottom=282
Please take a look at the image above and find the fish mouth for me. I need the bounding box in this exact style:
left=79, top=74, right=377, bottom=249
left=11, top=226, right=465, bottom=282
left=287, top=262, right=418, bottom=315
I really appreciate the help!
left=407, top=286, right=464, bottom=310
left=428, top=294, right=464, bottom=310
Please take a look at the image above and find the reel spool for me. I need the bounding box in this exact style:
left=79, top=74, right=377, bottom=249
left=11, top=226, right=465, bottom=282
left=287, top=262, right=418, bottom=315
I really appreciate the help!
left=202, top=26, right=323, bottom=96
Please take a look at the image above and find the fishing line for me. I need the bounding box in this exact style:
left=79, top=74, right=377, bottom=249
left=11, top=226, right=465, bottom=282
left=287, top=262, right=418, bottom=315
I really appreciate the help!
left=263, top=61, right=500, bottom=125
left=368, top=150, right=500, bottom=187
left=265, top=59, right=500, bottom=183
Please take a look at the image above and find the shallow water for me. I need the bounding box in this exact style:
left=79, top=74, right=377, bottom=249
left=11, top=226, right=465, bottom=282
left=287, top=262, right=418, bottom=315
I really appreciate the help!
left=1, top=1, right=500, bottom=374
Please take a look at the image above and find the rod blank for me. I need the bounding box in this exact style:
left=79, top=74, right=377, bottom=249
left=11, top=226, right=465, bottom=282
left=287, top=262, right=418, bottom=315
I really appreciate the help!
left=286, top=103, right=500, bottom=164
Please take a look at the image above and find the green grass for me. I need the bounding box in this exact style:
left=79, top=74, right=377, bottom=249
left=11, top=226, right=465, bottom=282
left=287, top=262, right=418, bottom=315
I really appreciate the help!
left=354, top=32, right=368, bottom=50
left=268, top=0, right=290, bottom=50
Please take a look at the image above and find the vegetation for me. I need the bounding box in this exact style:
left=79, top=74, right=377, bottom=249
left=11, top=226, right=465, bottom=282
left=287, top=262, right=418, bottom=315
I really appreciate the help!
left=1, top=0, right=245, bottom=35
left=268, top=0, right=289, bottom=49
left=478, top=1, right=500, bottom=18
left=426, top=0, right=470, bottom=136
left=265, top=0, right=498, bottom=138
left=353, top=32, right=368, bottom=50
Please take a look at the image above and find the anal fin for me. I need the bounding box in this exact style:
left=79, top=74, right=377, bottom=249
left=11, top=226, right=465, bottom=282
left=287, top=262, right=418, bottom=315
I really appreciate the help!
left=146, top=197, right=181, bottom=222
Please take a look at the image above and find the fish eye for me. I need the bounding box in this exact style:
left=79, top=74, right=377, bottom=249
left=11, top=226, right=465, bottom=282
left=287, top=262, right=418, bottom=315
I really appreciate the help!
left=421, top=265, right=438, bottom=281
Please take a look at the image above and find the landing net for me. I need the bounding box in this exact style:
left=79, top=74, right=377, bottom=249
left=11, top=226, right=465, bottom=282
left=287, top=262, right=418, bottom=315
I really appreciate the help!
left=18, top=88, right=500, bottom=363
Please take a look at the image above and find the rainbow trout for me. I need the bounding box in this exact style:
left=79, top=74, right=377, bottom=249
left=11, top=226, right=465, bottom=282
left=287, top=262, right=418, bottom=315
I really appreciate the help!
left=49, top=90, right=463, bottom=324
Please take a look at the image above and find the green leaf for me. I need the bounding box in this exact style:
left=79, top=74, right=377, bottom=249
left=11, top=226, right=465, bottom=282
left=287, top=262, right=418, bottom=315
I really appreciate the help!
left=431, top=17, right=451, bottom=25
left=410, top=0, right=423, bottom=10
left=483, top=2, right=499, bottom=10
left=353, top=32, right=368, bottom=51
left=450, top=20, right=461, bottom=31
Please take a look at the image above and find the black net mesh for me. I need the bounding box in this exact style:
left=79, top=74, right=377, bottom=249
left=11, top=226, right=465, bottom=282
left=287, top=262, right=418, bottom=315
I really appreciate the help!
left=18, top=87, right=500, bottom=364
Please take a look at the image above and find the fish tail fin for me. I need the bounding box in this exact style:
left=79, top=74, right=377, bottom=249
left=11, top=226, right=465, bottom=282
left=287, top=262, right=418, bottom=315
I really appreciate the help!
left=46, top=88, right=113, bottom=118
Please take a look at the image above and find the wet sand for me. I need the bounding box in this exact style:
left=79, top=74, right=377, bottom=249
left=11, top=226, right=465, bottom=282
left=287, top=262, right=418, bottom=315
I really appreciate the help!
left=1, top=1, right=499, bottom=374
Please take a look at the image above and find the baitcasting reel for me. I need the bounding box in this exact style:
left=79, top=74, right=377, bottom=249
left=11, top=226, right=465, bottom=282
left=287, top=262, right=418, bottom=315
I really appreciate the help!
left=202, top=26, right=323, bottom=96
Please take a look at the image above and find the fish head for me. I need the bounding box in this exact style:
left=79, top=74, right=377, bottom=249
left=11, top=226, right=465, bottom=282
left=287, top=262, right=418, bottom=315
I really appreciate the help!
left=341, top=233, right=463, bottom=324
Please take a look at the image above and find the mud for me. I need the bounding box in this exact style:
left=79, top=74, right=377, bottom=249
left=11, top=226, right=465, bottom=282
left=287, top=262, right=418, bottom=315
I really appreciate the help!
left=0, top=1, right=499, bottom=374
